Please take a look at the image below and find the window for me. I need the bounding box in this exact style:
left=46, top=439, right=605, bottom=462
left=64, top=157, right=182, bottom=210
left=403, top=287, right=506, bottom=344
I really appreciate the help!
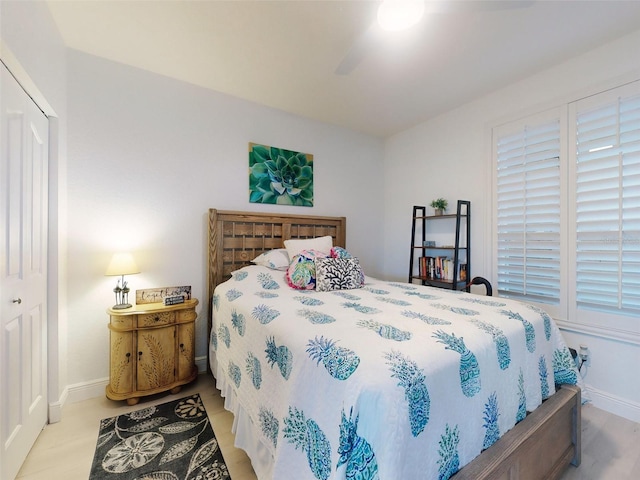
left=493, top=80, right=640, bottom=333
left=494, top=110, right=562, bottom=306
left=571, top=84, right=640, bottom=317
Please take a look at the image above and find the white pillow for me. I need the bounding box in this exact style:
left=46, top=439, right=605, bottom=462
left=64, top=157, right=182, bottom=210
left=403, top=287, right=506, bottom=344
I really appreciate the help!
left=284, top=235, right=333, bottom=259
left=251, top=248, right=290, bottom=271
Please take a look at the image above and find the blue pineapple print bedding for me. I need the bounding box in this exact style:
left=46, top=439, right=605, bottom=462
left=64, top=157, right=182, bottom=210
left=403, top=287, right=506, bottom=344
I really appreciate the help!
left=211, top=265, right=584, bottom=480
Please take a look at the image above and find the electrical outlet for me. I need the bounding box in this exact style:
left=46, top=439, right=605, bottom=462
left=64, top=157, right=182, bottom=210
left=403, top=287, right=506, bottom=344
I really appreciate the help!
left=579, top=344, right=589, bottom=365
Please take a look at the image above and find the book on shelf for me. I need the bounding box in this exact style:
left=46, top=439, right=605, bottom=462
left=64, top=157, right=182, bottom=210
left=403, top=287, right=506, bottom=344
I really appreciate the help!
left=459, top=263, right=467, bottom=281
left=418, top=256, right=467, bottom=281
left=419, top=256, right=428, bottom=278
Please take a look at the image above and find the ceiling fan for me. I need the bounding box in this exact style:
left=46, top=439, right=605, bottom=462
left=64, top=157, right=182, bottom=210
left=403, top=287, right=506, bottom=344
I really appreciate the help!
left=335, top=0, right=536, bottom=75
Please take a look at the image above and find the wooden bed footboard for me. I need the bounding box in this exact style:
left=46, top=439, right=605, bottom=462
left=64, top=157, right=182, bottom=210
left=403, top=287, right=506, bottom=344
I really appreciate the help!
left=454, top=384, right=581, bottom=480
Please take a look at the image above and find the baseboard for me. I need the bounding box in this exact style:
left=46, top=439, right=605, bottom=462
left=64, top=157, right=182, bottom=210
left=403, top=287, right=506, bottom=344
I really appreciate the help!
left=67, top=377, right=110, bottom=404
left=585, top=384, right=640, bottom=423
left=195, top=354, right=208, bottom=374
left=65, top=365, right=212, bottom=404
left=50, top=359, right=210, bottom=416
left=47, top=377, right=108, bottom=423
left=47, top=386, right=69, bottom=424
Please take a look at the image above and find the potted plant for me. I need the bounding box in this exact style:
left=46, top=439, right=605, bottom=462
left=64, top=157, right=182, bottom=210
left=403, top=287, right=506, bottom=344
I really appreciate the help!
left=430, top=198, right=448, bottom=215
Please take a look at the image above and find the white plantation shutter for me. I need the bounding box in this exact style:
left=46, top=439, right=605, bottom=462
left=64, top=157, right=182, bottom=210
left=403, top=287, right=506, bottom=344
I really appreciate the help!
left=495, top=118, right=561, bottom=304
left=574, top=90, right=640, bottom=315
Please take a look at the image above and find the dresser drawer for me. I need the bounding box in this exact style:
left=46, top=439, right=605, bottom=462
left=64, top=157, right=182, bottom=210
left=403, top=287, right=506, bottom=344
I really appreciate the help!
left=177, top=308, right=197, bottom=323
left=138, top=310, right=175, bottom=327
left=110, top=315, right=134, bottom=330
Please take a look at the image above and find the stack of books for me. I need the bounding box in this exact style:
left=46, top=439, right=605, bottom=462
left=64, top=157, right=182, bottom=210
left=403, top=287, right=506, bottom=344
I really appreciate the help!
left=419, top=256, right=466, bottom=281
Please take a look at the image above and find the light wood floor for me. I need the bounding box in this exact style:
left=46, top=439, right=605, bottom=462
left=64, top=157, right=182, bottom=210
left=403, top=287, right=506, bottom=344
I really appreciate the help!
left=16, top=374, right=640, bottom=480
left=16, top=375, right=257, bottom=480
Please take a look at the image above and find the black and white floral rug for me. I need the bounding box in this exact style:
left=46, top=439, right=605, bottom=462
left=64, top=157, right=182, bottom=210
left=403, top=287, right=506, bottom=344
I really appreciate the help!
left=90, top=393, right=230, bottom=480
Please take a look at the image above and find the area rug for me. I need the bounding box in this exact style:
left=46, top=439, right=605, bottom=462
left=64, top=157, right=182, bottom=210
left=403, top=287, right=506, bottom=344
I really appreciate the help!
left=90, top=393, right=230, bottom=480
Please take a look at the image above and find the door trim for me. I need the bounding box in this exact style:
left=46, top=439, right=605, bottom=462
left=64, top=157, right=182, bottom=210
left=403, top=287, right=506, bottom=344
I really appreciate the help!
left=1, top=41, right=62, bottom=423
left=0, top=42, right=56, bottom=117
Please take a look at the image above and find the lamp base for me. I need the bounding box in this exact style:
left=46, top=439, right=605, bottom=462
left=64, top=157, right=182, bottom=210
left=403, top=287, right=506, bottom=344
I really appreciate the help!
left=112, top=303, right=132, bottom=310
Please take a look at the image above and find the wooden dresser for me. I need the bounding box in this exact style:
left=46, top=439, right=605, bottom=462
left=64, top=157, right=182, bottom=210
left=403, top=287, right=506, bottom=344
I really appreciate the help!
left=106, top=299, right=198, bottom=405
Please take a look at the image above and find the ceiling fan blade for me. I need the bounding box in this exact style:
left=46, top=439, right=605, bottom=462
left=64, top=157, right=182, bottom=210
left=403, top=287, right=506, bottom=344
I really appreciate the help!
left=335, top=23, right=384, bottom=75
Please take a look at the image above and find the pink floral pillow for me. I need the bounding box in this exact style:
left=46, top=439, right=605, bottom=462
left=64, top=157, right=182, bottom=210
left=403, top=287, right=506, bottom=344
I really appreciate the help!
left=286, top=249, right=329, bottom=290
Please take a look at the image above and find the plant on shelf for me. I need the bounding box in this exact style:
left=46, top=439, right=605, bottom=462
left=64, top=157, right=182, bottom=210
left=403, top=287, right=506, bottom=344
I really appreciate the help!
left=430, top=198, right=448, bottom=215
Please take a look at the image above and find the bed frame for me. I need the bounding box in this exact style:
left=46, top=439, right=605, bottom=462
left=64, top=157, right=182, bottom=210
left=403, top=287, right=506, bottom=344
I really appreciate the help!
left=207, top=208, right=581, bottom=480
left=207, top=209, right=347, bottom=337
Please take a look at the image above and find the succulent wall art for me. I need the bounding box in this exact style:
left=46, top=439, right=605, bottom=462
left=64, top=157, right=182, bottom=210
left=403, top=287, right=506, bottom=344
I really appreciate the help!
left=249, top=142, right=314, bottom=206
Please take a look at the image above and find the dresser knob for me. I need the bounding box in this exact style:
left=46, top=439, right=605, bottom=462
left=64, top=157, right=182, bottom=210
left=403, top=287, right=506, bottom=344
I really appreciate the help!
left=12, top=298, right=22, bottom=304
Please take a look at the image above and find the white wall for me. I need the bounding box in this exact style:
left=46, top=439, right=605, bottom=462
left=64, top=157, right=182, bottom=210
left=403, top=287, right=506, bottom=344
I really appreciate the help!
left=4, top=0, right=638, bottom=424
left=383, top=29, right=640, bottom=422
left=1, top=0, right=69, bottom=418
left=65, top=50, right=384, bottom=390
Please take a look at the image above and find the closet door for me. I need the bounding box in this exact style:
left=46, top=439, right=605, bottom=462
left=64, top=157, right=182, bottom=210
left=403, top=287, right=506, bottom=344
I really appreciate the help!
left=0, top=63, right=49, bottom=480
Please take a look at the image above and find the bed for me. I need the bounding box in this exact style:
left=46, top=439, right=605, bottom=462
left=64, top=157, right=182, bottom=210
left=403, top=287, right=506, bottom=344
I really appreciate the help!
left=207, top=209, right=581, bottom=480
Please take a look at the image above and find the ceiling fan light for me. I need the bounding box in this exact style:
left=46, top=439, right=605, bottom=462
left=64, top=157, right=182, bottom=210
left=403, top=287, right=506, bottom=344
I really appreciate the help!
left=377, top=0, right=425, bottom=31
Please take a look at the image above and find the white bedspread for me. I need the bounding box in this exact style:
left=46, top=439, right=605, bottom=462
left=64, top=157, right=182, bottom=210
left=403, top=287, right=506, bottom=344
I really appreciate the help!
left=209, top=265, right=580, bottom=480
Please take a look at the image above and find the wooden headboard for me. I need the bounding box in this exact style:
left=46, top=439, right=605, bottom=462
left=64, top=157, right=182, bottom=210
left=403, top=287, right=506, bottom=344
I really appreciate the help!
left=207, top=209, right=346, bottom=335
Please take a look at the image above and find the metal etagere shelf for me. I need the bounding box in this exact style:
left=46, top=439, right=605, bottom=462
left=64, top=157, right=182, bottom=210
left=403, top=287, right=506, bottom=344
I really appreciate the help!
left=408, top=200, right=471, bottom=291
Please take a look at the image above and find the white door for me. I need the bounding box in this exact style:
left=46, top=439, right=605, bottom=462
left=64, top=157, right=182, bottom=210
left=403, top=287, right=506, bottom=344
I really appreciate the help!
left=0, top=63, right=49, bottom=480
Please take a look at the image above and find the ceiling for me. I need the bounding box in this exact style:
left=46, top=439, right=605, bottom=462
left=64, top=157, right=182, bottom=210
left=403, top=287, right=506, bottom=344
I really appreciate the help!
left=46, top=0, right=640, bottom=138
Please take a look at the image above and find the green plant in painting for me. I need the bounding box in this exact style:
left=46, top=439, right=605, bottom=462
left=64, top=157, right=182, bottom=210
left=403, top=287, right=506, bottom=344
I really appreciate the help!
left=249, top=143, right=314, bottom=206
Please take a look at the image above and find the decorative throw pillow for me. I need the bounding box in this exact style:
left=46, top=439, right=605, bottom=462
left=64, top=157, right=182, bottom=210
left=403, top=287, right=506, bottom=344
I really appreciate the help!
left=286, top=249, right=328, bottom=290
left=284, top=235, right=333, bottom=259
left=330, top=246, right=352, bottom=259
left=330, top=247, right=365, bottom=285
left=252, top=248, right=290, bottom=271
left=315, top=257, right=365, bottom=292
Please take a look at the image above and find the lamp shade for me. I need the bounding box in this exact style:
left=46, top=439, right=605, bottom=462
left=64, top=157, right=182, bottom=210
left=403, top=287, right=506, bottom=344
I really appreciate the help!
left=105, top=253, right=140, bottom=276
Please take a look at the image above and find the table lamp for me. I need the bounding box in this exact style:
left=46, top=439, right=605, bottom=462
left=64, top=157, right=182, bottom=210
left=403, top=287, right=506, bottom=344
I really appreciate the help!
left=105, top=253, right=140, bottom=309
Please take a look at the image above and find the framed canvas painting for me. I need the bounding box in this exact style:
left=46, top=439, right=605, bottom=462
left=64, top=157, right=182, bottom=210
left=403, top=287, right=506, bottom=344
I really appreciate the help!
left=249, top=142, right=314, bottom=206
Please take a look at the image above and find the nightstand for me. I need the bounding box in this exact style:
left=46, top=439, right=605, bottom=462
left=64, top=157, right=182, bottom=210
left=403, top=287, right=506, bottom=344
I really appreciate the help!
left=106, top=298, right=198, bottom=405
